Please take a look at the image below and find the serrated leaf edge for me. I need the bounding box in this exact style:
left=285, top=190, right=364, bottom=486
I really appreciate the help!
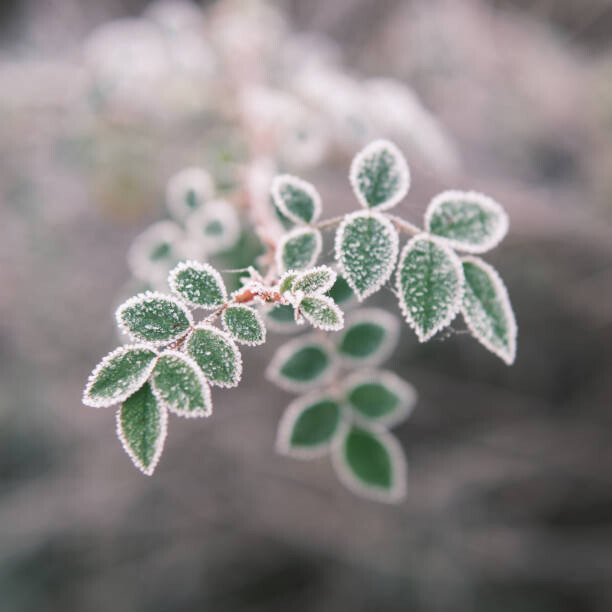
left=271, top=174, right=322, bottom=225
left=221, top=305, right=267, bottom=346
left=168, top=260, right=228, bottom=309
left=300, top=295, right=344, bottom=332
left=276, top=227, right=323, bottom=274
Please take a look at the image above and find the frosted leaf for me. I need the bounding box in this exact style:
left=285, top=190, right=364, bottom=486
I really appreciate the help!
left=336, top=308, right=399, bottom=365
left=335, top=211, right=398, bottom=301
left=278, top=271, right=298, bottom=294
left=425, top=190, right=508, bottom=253
left=343, top=369, right=417, bottom=428
left=292, top=266, right=337, bottom=295
left=264, top=304, right=299, bottom=334
left=326, top=272, right=354, bottom=305
left=187, top=199, right=241, bottom=254
left=331, top=425, right=407, bottom=503
left=186, top=324, right=242, bottom=388
left=396, top=234, right=464, bottom=342
left=300, top=296, right=344, bottom=331
left=349, top=139, right=410, bottom=211
left=166, top=167, right=215, bottom=221
left=461, top=256, right=517, bottom=365
left=271, top=174, right=322, bottom=225
left=116, top=291, right=192, bottom=345
left=116, top=382, right=168, bottom=476
left=151, top=350, right=212, bottom=418
left=83, top=344, right=158, bottom=408
left=276, top=393, right=344, bottom=459
left=276, top=227, right=322, bottom=273
left=222, top=305, right=266, bottom=346
left=266, top=334, right=336, bottom=393
left=168, top=260, right=227, bottom=309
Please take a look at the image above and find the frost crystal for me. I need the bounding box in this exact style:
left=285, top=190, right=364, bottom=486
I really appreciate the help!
left=271, top=174, right=322, bottom=225
left=222, top=305, right=266, bottom=346
left=292, top=266, right=336, bottom=295
left=300, top=296, right=344, bottom=331
left=276, top=227, right=322, bottom=273
left=168, top=260, right=227, bottom=309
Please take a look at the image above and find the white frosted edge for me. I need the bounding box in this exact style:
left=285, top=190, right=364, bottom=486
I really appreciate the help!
left=115, top=290, right=193, bottom=346
left=188, top=323, right=243, bottom=388
left=460, top=255, right=517, bottom=365
left=221, top=304, right=267, bottom=346
left=275, top=392, right=347, bottom=460
left=331, top=424, right=407, bottom=503
left=186, top=199, right=242, bottom=254
left=167, top=259, right=228, bottom=309
left=275, top=226, right=323, bottom=274
left=342, top=368, right=417, bottom=429
left=336, top=307, right=400, bottom=366
left=292, top=265, right=337, bottom=296
left=299, top=295, right=344, bottom=332
left=334, top=210, right=399, bottom=302
left=271, top=174, right=323, bottom=225
left=127, top=220, right=184, bottom=283
left=277, top=270, right=299, bottom=295
left=265, top=333, right=337, bottom=393
left=83, top=343, right=159, bottom=408
left=166, top=166, right=215, bottom=222
left=115, top=394, right=169, bottom=476
left=349, top=139, right=410, bottom=212
left=151, top=349, right=212, bottom=418
left=424, top=189, right=509, bottom=254
left=396, top=233, right=465, bottom=343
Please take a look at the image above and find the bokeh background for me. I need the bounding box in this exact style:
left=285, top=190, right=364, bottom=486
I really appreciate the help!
left=2, top=0, right=612, bottom=610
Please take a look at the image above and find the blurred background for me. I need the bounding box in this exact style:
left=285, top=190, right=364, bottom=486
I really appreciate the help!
left=2, top=0, right=612, bottom=610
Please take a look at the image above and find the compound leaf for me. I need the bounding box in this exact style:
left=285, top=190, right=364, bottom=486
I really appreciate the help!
left=396, top=234, right=464, bottom=342
left=83, top=344, right=158, bottom=408
left=335, top=211, right=398, bottom=301
left=116, top=292, right=192, bottom=345
left=271, top=174, right=322, bottom=225
left=186, top=325, right=242, bottom=388
left=168, top=261, right=227, bottom=309
left=292, top=266, right=337, bottom=296
left=151, top=350, right=212, bottom=418
left=425, top=190, right=508, bottom=253
left=116, top=382, right=168, bottom=475
left=276, top=227, right=322, bottom=273
left=461, top=256, right=517, bottom=365
left=349, top=139, right=410, bottom=211
left=300, top=296, right=344, bottom=331
left=222, top=305, right=266, bottom=346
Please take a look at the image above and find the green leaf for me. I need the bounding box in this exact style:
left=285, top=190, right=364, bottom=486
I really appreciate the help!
left=336, top=308, right=399, bottom=364
left=349, top=139, right=410, bottom=211
left=116, top=291, right=192, bottom=345
left=186, top=325, right=242, bottom=387
left=424, top=190, right=508, bottom=253
left=332, top=425, right=406, bottom=502
left=300, top=296, right=344, bottom=331
left=276, top=393, right=344, bottom=458
left=396, top=234, right=464, bottom=342
left=271, top=174, right=322, bottom=225
left=222, top=305, right=266, bottom=346
left=166, top=167, right=214, bottom=221
left=188, top=199, right=241, bottom=254
left=276, top=227, right=322, bottom=273
left=278, top=271, right=298, bottom=294
left=116, top=382, right=168, bottom=475
left=292, top=266, right=336, bottom=295
left=83, top=344, right=158, bottom=408
left=150, top=350, right=212, bottom=418
left=326, top=273, right=354, bottom=305
left=461, top=256, right=517, bottom=365
left=267, top=335, right=335, bottom=392
left=335, top=211, right=398, bottom=301
left=265, top=303, right=298, bottom=333
left=344, top=369, right=417, bottom=427
left=168, top=260, right=227, bottom=309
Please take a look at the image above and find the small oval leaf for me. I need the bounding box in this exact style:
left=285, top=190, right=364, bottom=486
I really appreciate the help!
left=292, top=266, right=337, bottom=295
left=168, top=261, right=227, bottom=309
left=265, top=303, right=298, bottom=334
left=335, top=211, right=399, bottom=301
left=222, top=305, right=266, bottom=346
left=396, top=234, right=464, bottom=342
left=166, top=167, right=214, bottom=221
left=271, top=174, right=322, bottom=225
left=116, top=382, right=168, bottom=476
left=116, top=292, right=192, bottom=345
left=326, top=273, right=354, bottom=305
left=349, top=139, right=410, bottom=211
left=151, top=350, right=212, bottom=418
left=424, top=190, right=508, bottom=253
left=300, top=296, right=344, bottom=331
left=187, top=199, right=241, bottom=254
left=83, top=344, right=158, bottom=408
left=276, top=227, right=322, bottom=273
left=461, top=256, right=517, bottom=365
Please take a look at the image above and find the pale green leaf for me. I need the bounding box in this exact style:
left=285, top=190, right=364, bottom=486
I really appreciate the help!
left=222, top=305, right=266, bottom=346
left=276, top=227, right=322, bottom=273
left=271, top=174, right=322, bottom=225
left=349, top=139, right=410, bottom=211
left=300, top=296, right=344, bottom=331
left=116, top=382, right=168, bottom=475
left=461, top=256, right=517, bottom=365
left=278, top=271, right=298, bottom=294
left=116, top=291, right=192, bottom=345
left=83, top=344, right=158, bottom=408
left=335, top=211, right=398, bottom=301
left=166, top=167, right=214, bottom=221
left=168, top=260, right=227, bottom=309
left=396, top=234, right=464, bottom=342
left=292, top=266, right=337, bottom=295
left=425, top=190, right=508, bottom=253
left=150, top=350, right=212, bottom=418
left=187, top=199, right=241, bottom=254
